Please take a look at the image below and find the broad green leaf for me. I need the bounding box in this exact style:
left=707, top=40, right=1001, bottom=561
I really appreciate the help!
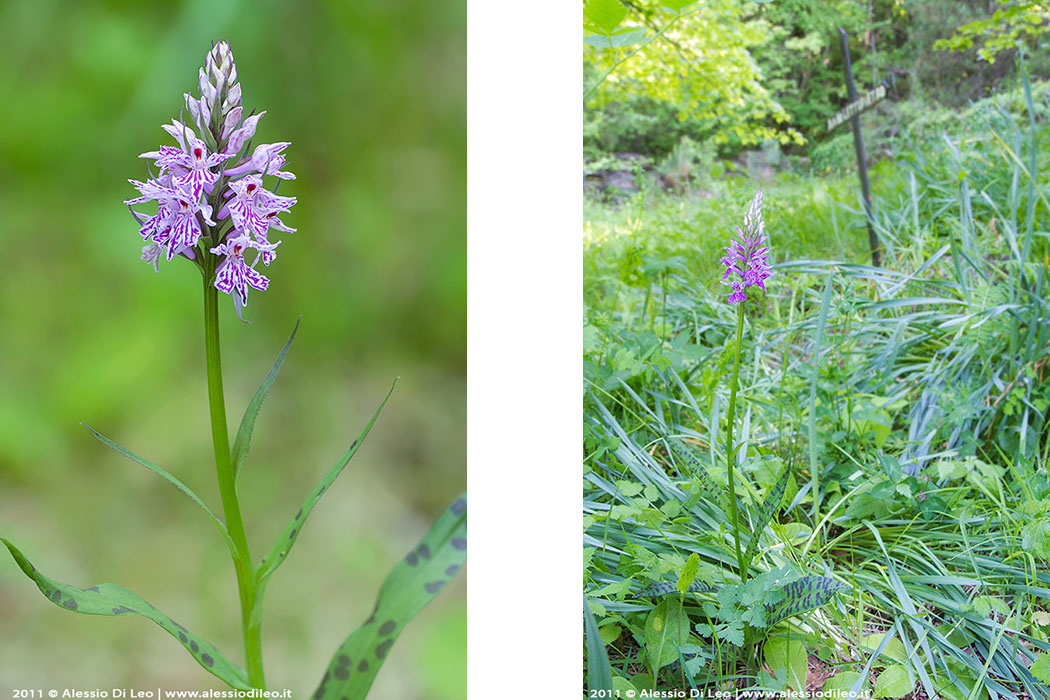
left=873, top=663, right=914, bottom=698
left=861, top=633, right=907, bottom=665
left=764, top=634, right=808, bottom=692
left=585, top=595, right=614, bottom=693
left=309, top=494, right=466, bottom=700
left=636, top=579, right=717, bottom=598
left=253, top=379, right=396, bottom=608
left=232, top=317, right=300, bottom=478
left=765, top=576, right=849, bottom=628
left=660, top=0, right=697, bottom=12
left=741, top=465, right=789, bottom=573
left=644, top=598, right=689, bottom=670
left=823, top=671, right=864, bottom=699
left=1, top=537, right=250, bottom=690
left=81, top=424, right=232, bottom=552
left=583, top=27, right=647, bottom=49
left=1030, top=652, right=1050, bottom=683
left=677, top=553, right=700, bottom=593
left=583, top=0, right=629, bottom=37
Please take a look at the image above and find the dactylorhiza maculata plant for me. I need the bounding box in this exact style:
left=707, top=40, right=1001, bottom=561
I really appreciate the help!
left=1, top=40, right=466, bottom=698
left=719, top=191, right=772, bottom=581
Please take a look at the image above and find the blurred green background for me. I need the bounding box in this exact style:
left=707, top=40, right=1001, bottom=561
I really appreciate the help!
left=0, top=0, right=465, bottom=697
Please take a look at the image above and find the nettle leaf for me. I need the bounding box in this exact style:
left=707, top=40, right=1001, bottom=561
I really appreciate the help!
left=253, top=380, right=396, bottom=613
left=81, top=424, right=233, bottom=553
left=645, top=598, right=689, bottom=669
left=1, top=538, right=250, bottom=690
left=583, top=0, right=629, bottom=37
left=741, top=466, right=790, bottom=573
left=309, top=495, right=466, bottom=700
left=765, top=576, right=849, bottom=628
left=667, top=440, right=727, bottom=510
left=232, top=317, right=300, bottom=478
left=635, top=579, right=718, bottom=598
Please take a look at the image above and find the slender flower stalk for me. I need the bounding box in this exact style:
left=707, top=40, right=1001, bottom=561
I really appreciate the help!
left=124, top=39, right=297, bottom=688
left=719, top=191, right=771, bottom=583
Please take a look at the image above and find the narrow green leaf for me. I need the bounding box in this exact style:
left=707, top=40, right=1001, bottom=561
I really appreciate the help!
left=585, top=595, right=614, bottom=694
left=233, top=316, right=301, bottom=478
left=309, top=494, right=466, bottom=700
left=253, top=379, right=397, bottom=599
left=583, top=0, right=629, bottom=36
left=741, top=466, right=790, bottom=573
left=1, top=537, right=250, bottom=690
left=765, top=576, right=849, bottom=628
left=81, top=424, right=232, bottom=552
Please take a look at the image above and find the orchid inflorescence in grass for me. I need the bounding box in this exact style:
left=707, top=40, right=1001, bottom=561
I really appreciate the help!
left=720, top=191, right=773, bottom=581
left=1, top=40, right=465, bottom=699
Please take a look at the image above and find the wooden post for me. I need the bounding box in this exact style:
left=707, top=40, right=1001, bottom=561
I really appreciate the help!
left=839, top=27, right=881, bottom=267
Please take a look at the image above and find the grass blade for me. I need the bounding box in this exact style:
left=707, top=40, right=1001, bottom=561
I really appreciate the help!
left=585, top=595, right=614, bottom=693
left=741, top=465, right=790, bottom=574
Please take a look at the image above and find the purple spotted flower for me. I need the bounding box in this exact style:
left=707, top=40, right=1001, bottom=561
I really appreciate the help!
left=124, top=40, right=296, bottom=318
left=720, top=191, right=772, bottom=305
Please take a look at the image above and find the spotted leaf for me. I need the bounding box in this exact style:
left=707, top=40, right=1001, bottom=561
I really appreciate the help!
left=741, top=465, right=790, bottom=574
left=765, top=576, right=849, bottom=628
left=1, top=537, right=251, bottom=690
left=232, top=316, right=300, bottom=479
left=309, top=494, right=466, bottom=700
left=253, top=379, right=397, bottom=616
left=634, top=579, right=718, bottom=598
left=667, top=440, right=728, bottom=510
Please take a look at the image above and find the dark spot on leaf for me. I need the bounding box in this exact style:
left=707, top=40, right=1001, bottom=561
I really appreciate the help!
left=418, top=544, right=430, bottom=560
left=451, top=538, right=466, bottom=550
left=64, top=598, right=78, bottom=610
left=112, top=606, right=135, bottom=615
left=338, top=654, right=350, bottom=666
left=357, top=659, right=369, bottom=672
left=405, top=552, right=418, bottom=566
left=378, top=620, right=396, bottom=636
left=295, top=508, right=303, bottom=520
left=50, top=590, right=61, bottom=603
left=365, top=613, right=375, bottom=625
left=190, top=640, right=199, bottom=653
left=424, top=580, right=446, bottom=594
left=179, top=631, right=188, bottom=644
left=451, top=498, right=466, bottom=515
left=375, top=639, right=393, bottom=659
left=445, top=564, right=460, bottom=577
left=85, top=586, right=99, bottom=592
left=335, top=666, right=349, bottom=681
left=349, top=439, right=358, bottom=450
left=290, top=529, right=297, bottom=539
left=202, top=653, right=214, bottom=667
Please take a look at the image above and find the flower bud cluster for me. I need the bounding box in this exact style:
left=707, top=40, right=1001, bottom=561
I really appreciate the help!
left=125, top=40, right=296, bottom=317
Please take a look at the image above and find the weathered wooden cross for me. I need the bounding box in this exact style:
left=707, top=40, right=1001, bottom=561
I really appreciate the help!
left=828, top=27, right=887, bottom=267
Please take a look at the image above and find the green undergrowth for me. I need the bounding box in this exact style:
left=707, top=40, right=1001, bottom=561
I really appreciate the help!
left=584, top=75, right=1050, bottom=697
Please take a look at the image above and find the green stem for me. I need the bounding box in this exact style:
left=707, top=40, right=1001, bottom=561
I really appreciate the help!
left=725, top=303, right=746, bottom=580
left=203, top=274, right=266, bottom=689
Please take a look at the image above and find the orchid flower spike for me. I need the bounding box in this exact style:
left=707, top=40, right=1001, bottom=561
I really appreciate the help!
left=124, top=39, right=297, bottom=319
left=719, top=191, right=772, bottom=305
